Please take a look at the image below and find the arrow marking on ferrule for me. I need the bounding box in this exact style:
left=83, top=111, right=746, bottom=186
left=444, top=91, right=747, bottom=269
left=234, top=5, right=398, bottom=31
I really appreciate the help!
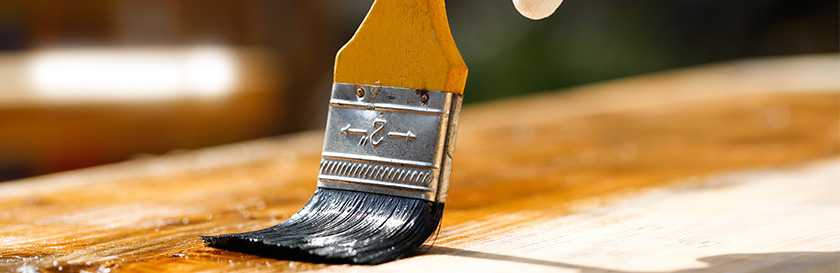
left=342, top=119, right=415, bottom=145
left=388, top=131, right=416, bottom=142
left=341, top=124, right=367, bottom=135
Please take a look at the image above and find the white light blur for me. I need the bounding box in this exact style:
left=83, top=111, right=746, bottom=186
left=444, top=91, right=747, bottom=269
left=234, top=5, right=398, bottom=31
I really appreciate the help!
left=27, top=47, right=237, bottom=102
left=184, top=48, right=236, bottom=97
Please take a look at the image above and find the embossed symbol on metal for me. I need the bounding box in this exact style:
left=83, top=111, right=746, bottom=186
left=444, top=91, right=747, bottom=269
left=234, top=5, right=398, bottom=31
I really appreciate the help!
left=341, top=118, right=417, bottom=146
left=341, top=119, right=388, bottom=146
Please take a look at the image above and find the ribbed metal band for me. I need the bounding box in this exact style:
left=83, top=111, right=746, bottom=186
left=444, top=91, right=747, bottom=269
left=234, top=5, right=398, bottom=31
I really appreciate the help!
left=316, top=83, right=462, bottom=203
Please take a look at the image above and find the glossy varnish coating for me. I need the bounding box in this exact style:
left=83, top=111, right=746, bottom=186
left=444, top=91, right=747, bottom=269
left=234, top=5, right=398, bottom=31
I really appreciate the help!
left=0, top=55, right=838, bottom=272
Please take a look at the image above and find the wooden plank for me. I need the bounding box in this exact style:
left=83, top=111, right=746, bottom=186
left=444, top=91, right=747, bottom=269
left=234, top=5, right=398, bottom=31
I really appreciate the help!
left=0, top=55, right=838, bottom=272
left=0, top=47, right=285, bottom=180
left=377, top=159, right=840, bottom=273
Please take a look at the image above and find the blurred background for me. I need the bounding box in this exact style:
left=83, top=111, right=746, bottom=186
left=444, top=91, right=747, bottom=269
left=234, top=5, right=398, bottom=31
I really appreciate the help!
left=0, top=0, right=837, bottom=182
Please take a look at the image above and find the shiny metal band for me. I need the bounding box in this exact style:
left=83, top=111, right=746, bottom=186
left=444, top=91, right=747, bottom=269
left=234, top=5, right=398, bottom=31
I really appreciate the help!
left=317, top=83, right=462, bottom=203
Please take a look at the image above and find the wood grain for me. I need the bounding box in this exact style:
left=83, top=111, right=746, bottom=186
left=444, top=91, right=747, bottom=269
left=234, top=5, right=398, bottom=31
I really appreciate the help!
left=0, top=55, right=837, bottom=272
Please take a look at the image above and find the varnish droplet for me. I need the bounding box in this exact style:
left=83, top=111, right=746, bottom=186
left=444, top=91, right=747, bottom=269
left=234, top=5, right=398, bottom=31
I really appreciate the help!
left=513, top=0, right=563, bottom=20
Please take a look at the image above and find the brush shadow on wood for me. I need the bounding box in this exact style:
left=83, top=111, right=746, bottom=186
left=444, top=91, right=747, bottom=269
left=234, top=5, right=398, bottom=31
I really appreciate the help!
left=426, top=247, right=839, bottom=273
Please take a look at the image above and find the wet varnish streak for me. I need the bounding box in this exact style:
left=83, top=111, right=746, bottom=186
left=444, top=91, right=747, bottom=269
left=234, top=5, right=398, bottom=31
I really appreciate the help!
left=0, top=55, right=838, bottom=272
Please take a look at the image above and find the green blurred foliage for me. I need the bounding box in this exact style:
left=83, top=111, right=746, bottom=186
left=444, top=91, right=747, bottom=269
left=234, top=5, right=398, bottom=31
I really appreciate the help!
left=446, top=0, right=838, bottom=103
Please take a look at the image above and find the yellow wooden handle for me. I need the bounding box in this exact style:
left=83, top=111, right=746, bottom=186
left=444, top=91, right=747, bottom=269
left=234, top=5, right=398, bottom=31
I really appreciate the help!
left=334, top=0, right=468, bottom=94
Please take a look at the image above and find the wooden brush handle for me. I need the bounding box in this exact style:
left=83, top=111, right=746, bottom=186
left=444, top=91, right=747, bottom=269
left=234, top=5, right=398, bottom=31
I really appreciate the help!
left=334, top=0, right=468, bottom=94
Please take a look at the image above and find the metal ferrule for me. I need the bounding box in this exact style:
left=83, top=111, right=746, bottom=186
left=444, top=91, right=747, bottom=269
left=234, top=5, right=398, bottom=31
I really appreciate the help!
left=317, top=83, right=462, bottom=203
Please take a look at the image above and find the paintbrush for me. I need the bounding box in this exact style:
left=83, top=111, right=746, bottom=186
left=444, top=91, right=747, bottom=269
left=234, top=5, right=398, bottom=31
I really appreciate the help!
left=201, top=0, right=467, bottom=264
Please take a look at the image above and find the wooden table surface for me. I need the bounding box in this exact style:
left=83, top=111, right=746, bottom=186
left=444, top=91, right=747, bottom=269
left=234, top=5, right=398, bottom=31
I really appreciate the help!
left=1, top=55, right=838, bottom=273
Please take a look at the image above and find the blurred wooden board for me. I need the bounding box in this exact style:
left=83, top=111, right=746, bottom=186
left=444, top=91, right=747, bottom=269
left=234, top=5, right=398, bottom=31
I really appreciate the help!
left=0, top=55, right=838, bottom=272
left=0, top=47, right=285, bottom=180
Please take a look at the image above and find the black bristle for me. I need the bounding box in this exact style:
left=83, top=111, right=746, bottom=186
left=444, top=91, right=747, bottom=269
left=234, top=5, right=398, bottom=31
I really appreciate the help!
left=201, top=188, right=444, bottom=264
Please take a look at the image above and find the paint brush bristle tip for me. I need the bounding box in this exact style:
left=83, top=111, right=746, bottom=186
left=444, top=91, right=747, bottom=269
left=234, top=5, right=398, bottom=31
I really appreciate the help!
left=201, top=188, right=444, bottom=264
